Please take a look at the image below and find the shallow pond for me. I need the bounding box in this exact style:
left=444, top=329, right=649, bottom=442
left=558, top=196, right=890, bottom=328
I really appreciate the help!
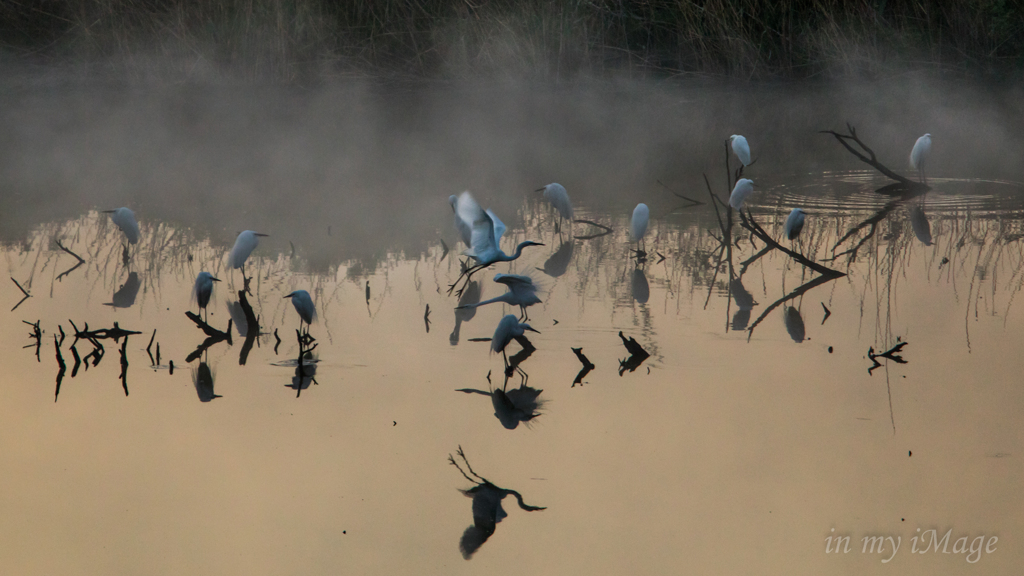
left=2, top=78, right=1023, bottom=574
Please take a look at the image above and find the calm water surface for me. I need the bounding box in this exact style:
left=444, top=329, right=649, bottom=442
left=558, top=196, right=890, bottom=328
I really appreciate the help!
left=1, top=79, right=1023, bottom=574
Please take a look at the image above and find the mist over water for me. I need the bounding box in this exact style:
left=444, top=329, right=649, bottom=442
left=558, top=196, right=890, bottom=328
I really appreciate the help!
left=2, top=65, right=1024, bottom=574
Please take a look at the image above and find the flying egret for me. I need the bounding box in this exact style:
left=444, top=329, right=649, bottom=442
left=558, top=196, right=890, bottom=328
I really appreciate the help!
left=729, top=135, right=751, bottom=166
left=102, top=207, right=139, bottom=245
left=910, top=133, right=931, bottom=183
left=631, top=203, right=649, bottom=254
left=784, top=208, right=806, bottom=240
left=449, top=194, right=473, bottom=247
left=228, top=230, right=269, bottom=276
left=457, top=273, right=541, bottom=320
left=491, top=314, right=540, bottom=366
left=284, top=290, right=316, bottom=333
left=448, top=191, right=544, bottom=296
left=729, top=178, right=754, bottom=209
left=192, top=271, right=221, bottom=320
left=535, top=183, right=573, bottom=232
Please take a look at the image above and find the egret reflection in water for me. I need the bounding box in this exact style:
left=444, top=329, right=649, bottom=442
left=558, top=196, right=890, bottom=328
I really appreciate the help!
left=192, top=362, right=222, bottom=402
left=730, top=277, right=756, bottom=331
left=909, top=204, right=933, bottom=246
left=450, top=280, right=481, bottom=345
left=631, top=267, right=649, bottom=304
left=784, top=306, right=806, bottom=343
left=104, top=272, right=141, bottom=308
left=448, top=446, right=545, bottom=560
left=456, top=380, right=545, bottom=430
left=537, top=240, right=574, bottom=278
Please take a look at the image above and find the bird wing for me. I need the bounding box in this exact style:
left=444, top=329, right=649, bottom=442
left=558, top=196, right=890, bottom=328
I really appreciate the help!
left=493, top=273, right=535, bottom=289
left=457, top=193, right=491, bottom=259
left=486, top=209, right=506, bottom=245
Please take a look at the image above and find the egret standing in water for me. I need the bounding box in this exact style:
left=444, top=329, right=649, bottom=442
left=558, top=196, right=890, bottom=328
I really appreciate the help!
left=456, top=273, right=541, bottom=321
left=729, top=135, right=751, bottom=167
left=491, top=314, right=540, bottom=367
left=448, top=191, right=544, bottom=296
left=729, top=178, right=755, bottom=210
left=535, top=183, right=573, bottom=233
left=910, top=133, right=931, bottom=184
left=284, top=290, right=316, bottom=334
left=228, top=230, right=269, bottom=278
left=103, top=207, right=140, bottom=245
left=784, top=208, right=806, bottom=241
left=631, top=203, right=649, bottom=255
left=192, top=272, right=221, bottom=321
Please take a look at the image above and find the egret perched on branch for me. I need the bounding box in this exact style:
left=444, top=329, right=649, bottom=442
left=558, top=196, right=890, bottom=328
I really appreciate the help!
left=456, top=273, right=541, bottom=320
left=102, top=207, right=139, bottom=245
left=909, top=133, right=931, bottom=183
left=447, top=191, right=544, bottom=296
left=228, top=230, right=269, bottom=276
left=284, top=290, right=316, bottom=333
left=729, top=135, right=751, bottom=166
left=535, top=183, right=573, bottom=232
left=729, top=178, right=755, bottom=210
left=491, top=314, right=540, bottom=366
left=192, top=272, right=221, bottom=320
left=784, top=208, right=806, bottom=240
left=631, top=203, right=649, bottom=254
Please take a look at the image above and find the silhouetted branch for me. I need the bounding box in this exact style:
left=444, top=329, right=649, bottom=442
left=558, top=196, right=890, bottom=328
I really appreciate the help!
left=740, top=211, right=845, bottom=278
left=69, top=320, right=141, bottom=343
left=657, top=179, right=705, bottom=206
left=747, top=274, right=838, bottom=338
left=54, top=335, right=66, bottom=402
left=118, top=336, right=129, bottom=396
left=54, top=240, right=85, bottom=281
left=10, top=277, right=30, bottom=311
left=23, top=320, right=42, bottom=361
left=868, top=341, right=909, bottom=374
left=571, top=347, right=595, bottom=387
left=573, top=219, right=612, bottom=240
left=185, top=312, right=231, bottom=341
left=618, top=331, right=650, bottom=375
left=820, top=124, right=928, bottom=188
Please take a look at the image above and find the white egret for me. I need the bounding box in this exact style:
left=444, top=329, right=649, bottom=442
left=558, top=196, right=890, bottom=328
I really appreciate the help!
left=102, top=207, right=139, bottom=245
left=192, top=271, right=221, bottom=320
left=228, top=230, right=269, bottom=275
left=491, top=314, right=540, bottom=366
left=910, top=133, right=931, bottom=183
left=448, top=191, right=544, bottom=295
left=456, top=273, right=541, bottom=320
left=284, top=290, right=316, bottom=333
left=535, top=183, right=573, bottom=231
left=729, top=178, right=754, bottom=209
left=729, top=134, right=751, bottom=166
left=631, top=203, right=649, bottom=253
left=784, top=208, right=806, bottom=240
left=449, top=194, right=473, bottom=247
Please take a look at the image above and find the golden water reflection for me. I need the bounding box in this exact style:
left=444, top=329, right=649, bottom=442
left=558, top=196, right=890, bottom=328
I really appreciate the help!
left=2, top=177, right=1024, bottom=574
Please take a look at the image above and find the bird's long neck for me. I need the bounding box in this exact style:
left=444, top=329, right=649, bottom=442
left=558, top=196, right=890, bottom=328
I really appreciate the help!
left=506, top=242, right=535, bottom=261
left=471, top=293, right=514, bottom=308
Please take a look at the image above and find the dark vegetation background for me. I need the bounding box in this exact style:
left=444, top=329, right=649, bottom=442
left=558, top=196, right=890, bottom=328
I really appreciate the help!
left=1, top=0, right=1022, bottom=81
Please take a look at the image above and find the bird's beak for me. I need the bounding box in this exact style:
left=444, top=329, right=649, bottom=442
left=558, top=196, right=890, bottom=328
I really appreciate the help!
left=284, top=292, right=294, bottom=298
left=255, top=233, right=270, bottom=237
left=211, top=277, right=221, bottom=282
left=534, top=187, right=545, bottom=193
left=525, top=327, right=541, bottom=334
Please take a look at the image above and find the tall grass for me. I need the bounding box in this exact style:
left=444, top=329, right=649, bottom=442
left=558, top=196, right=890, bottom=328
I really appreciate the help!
left=1, top=0, right=1022, bottom=81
